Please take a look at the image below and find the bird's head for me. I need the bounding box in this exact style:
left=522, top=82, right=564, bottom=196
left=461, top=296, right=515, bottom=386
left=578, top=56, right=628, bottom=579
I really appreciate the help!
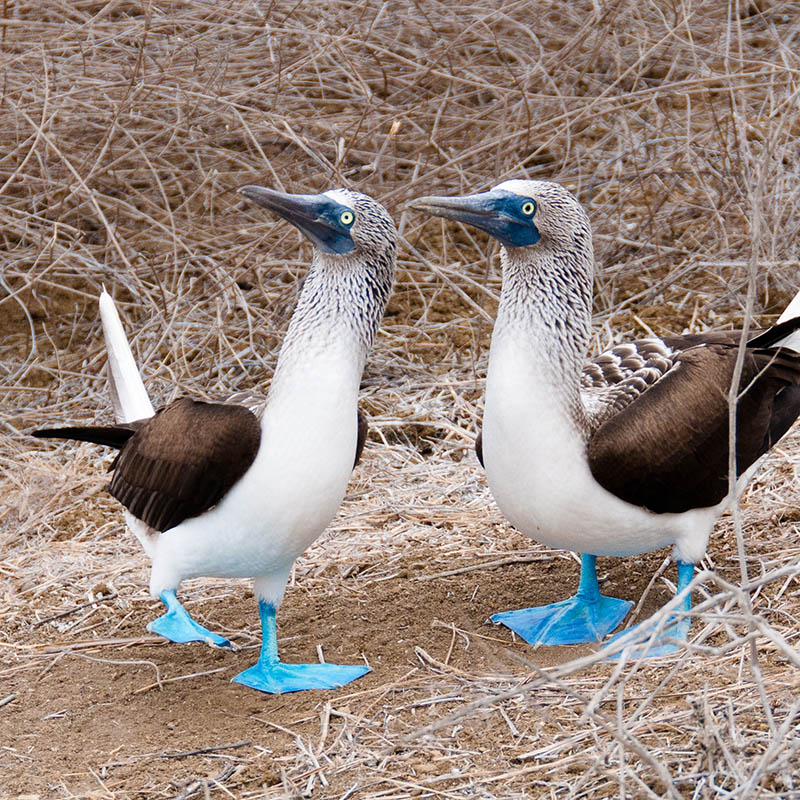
left=408, top=179, right=589, bottom=251
left=239, top=185, right=396, bottom=261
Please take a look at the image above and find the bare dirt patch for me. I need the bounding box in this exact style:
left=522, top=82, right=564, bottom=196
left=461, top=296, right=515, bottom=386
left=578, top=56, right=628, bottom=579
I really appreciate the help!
left=0, top=505, right=718, bottom=796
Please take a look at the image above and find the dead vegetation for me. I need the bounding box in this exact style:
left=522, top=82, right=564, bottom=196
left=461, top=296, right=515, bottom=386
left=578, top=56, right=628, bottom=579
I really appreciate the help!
left=2, top=0, right=800, bottom=797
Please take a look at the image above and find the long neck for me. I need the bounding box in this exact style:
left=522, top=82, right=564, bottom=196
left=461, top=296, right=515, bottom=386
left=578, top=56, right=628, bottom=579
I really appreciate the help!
left=271, top=250, right=392, bottom=398
left=490, top=235, right=594, bottom=434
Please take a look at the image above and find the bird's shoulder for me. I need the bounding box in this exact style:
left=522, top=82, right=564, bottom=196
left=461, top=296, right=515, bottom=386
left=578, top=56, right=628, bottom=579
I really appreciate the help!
left=221, top=389, right=268, bottom=419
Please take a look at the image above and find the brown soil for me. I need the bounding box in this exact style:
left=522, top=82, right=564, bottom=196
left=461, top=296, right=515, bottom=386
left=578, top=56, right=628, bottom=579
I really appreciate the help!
left=2, top=535, right=673, bottom=797
left=4, top=0, right=800, bottom=796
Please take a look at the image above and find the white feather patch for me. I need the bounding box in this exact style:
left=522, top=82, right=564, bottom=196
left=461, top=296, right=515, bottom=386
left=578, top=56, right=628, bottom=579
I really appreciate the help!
left=99, top=290, right=155, bottom=423
left=775, top=287, right=800, bottom=352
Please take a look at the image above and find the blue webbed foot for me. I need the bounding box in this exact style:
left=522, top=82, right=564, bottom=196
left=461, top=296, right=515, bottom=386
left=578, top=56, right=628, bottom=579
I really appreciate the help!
left=148, top=590, right=231, bottom=648
left=491, top=554, right=632, bottom=645
left=606, top=561, right=694, bottom=659
left=605, top=617, right=691, bottom=659
left=233, top=661, right=370, bottom=694
left=492, top=593, right=632, bottom=645
left=232, top=598, right=369, bottom=694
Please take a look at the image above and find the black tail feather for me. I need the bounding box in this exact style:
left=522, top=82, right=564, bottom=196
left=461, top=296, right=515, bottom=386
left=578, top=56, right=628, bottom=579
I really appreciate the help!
left=748, top=316, right=800, bottom=348
left=33, top=425, right=136, bottom=449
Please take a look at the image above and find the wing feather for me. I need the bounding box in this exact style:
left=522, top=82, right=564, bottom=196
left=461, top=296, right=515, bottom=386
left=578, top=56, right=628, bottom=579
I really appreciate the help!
left=354, top=409, right=368, bottom=468
left=109, top=398, right=261, bottom=531
left=588, top=345, right=800, bottom=513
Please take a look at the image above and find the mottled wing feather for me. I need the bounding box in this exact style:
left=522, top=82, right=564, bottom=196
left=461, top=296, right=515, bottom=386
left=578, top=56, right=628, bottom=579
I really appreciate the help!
left=588, top=345, right=800, bottom=514
left=580, top=339, right=675, bottom=389
left=222, top=389, right=268, bottom=419
left=109, top=397, right=262, bottom=531
left=581, top=338, right=677, bottom=429
left=579, top=331, right=769, bottom=392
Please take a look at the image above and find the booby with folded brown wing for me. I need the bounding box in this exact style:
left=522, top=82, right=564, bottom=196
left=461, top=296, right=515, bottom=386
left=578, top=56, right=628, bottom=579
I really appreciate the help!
left=34, top=185, right=395, bottom=691
left=410, top=179, right=800, bottom=656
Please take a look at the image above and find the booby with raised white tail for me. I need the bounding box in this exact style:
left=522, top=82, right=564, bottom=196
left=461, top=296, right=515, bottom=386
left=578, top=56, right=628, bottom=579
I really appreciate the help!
left=410, top=179, right=800, bottom=656
left=34, top=185, right=396, bottom=691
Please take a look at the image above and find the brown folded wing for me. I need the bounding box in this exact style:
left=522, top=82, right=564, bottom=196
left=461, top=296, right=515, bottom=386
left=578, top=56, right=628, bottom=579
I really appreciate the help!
left=109, top=397, right=262, bottom=532
left=588, top=345, right=800, bottom=514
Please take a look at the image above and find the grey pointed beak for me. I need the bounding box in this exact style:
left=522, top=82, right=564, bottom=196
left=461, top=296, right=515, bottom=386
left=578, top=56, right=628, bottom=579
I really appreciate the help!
left=408, top=190, right=540, bottom=248
left=239, top=185, right=321, bottom=225
left=407, top=193, right=497, bottom=223
left=239, top=185, right=355, bottom=254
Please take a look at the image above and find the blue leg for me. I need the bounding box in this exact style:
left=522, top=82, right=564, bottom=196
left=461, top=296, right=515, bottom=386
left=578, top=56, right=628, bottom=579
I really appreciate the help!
left=491, top=554, right=633, bottom=645
left=232, top=600, right=370, bottom=694
left=606, top=561, right=694, bottom=659
left=148, top=590, right=231, bottom=648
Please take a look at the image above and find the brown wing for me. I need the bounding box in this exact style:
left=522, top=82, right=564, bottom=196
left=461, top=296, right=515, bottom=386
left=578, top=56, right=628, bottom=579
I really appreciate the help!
left=109, top=397, right=262, bottom=532
left=588, top=344, right=800, bottom=514
left=354, top=408, right=368, bottom=467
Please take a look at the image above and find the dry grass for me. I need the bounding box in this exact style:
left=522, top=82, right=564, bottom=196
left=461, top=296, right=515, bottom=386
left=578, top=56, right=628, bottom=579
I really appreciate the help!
left=2, top=0, right=800, bottom=797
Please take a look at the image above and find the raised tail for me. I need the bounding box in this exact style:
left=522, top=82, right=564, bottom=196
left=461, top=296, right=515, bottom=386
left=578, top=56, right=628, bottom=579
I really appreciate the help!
left=748, top=288, right=800, bottom=352
left=774, top=288, right=800, bottom=351
left=99, top=290, right=155, bottom=423
left=778, top=287, right=800, bottom=325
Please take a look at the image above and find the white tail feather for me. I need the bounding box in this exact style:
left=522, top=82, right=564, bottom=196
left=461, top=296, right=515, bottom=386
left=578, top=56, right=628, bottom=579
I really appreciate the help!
left=774, top=287, right=800, bottom=352
left=99, top=290, right=155, bottom=423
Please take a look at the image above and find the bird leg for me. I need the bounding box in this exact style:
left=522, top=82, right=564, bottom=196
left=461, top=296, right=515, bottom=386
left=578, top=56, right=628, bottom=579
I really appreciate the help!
left=491, top=554, right=633, bottom=645
left=232, top=600, right=370, bottom=694
left=148, top=589, right=232, bottom=648
left=605, top=560, right=694, bottom=658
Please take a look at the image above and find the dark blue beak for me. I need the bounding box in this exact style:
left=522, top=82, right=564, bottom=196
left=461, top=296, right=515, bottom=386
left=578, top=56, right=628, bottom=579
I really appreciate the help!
left=408, top=190, right=540, bottom=248
left=239, top=185, right=355, bottom=255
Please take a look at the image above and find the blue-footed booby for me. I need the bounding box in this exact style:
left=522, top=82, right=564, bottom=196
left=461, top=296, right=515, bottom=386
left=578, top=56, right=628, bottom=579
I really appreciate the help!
left=409, top=179, right=800, bottom=656
left=34, top=185, right=396, bottom=691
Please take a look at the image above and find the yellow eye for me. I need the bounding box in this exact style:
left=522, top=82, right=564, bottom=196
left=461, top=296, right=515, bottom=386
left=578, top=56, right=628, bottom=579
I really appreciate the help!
left=521, top=200, right=535, bottom=216
left=340, top=210, right=355, bottom=225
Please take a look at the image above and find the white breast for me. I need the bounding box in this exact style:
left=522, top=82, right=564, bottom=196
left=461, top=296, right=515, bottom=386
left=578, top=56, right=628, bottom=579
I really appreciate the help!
left=147, top=343, right=361, bottom=595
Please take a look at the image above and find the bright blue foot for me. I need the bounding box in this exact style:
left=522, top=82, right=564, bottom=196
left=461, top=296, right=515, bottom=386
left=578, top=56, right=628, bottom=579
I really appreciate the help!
left=232, top=599, right=369, bottom=694
left=148, top=590, right=231, bottom=648
left=492, top=594, right=632, bottom=645
left=491, top=554, right=632, bottom=645
left=606, top=561, right=694, bottom=659
left=233, top=661, right=370, bottom=694
left=606, top=619, right=690, bottom=658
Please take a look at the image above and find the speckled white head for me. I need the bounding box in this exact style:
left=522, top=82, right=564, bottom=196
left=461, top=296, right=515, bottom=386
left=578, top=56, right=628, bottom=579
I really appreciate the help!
left=492, top=179, right=591, bottom=250
left=321, top=188, right=397, bottom=259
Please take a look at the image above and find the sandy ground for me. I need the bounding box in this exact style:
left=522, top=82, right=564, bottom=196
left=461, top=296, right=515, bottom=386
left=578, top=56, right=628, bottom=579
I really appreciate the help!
left=3, top=431, right=800, bottom=797
left=3, top=1, right=800, bottom=797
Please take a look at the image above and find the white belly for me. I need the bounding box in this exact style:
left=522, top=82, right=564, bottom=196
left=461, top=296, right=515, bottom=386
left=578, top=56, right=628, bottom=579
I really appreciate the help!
left=482, top=341, right=723, bottom=564
left=146, top=380, right=359, bottom=595
left=484, top=430, right=720, bottom=562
